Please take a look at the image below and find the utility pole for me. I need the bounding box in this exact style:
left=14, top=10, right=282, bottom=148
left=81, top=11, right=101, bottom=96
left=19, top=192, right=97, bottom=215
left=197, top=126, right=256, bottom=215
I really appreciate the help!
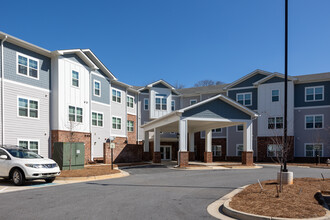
left=283, top=0, right=288, bottom=172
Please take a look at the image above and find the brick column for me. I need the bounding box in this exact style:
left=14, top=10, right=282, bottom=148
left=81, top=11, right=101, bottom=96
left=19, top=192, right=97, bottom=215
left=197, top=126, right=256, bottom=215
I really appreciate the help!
left=153, top=152, right=161, bottom=163
left=204, top=152, right=213, bottom=163
left=103, top=143, right=111, bottom=164
left=179, top=152, right=189, bottom=167
left=242, top=151, right=253, bottom=166
left=143, top=152, right=150, bottom=161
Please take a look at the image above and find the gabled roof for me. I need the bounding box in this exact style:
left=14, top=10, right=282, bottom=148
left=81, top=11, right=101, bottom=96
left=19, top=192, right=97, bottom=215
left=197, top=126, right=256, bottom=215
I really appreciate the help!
left=177, top=84, right=228, bottom=96
left=52, top=49, right=98, bottom=70
left=223, top=69, right=272, bottom=90
left=253, top=72, right=297, bottom=86
left=295, top=72, right=330, bottom=83
left=0, top=31, right=51, bottom=57
left=81, top=49, right=117, bottom=80
left=138, top=79, right=180, bottom=95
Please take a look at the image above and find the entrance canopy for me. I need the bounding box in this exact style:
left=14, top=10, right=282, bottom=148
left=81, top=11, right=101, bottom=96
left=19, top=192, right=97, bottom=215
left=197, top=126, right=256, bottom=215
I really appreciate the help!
left=141, top=94, right=259, bottom=166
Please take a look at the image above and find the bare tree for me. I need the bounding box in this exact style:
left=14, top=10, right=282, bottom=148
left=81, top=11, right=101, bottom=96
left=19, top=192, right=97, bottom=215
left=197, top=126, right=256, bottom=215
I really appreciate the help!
left=173, top=82, right=185, bottom=89
left=193, top=80, right=224, bottom=87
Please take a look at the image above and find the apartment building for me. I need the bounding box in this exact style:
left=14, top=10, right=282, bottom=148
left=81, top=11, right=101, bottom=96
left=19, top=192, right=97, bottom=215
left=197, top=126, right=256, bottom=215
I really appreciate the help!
left=0, top=32, right=329, bottom=165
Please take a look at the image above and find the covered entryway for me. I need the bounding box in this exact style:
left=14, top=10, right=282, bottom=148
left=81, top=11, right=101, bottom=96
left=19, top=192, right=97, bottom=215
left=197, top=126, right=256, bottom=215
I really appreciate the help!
left=141, top=94, right=259, bottom=167
left=160, top=145, right=172, bottom=160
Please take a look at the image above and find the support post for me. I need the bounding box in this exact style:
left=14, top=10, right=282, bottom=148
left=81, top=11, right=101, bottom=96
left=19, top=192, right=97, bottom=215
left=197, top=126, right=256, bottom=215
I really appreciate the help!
left=153, top=128, right=161, bottom=163
left=178, top=119, right=189, bottom=167
left=204, top=129, right=213, bottom=163
left=143, top=131, right=150, bottom=161
left=242, top=121, right=253, bottom=166
left=189, top=132, right=195, bottom=161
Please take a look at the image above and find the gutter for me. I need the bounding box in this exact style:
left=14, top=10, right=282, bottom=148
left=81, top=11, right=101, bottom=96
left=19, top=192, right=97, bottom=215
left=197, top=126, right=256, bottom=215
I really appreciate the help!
left=1, top=35, right=7, bottom=146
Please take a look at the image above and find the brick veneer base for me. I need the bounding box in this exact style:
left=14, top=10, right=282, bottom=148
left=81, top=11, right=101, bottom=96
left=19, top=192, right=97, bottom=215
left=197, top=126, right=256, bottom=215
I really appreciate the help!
left=242, top=151, right=254, bottom=166
left=204, top=152, right=213, bottom=163
left=179, top=151, right=189, bottom=167
left=142, top=152, right=150, bottom=161
left=103, top=143, right=111, bottom=164
left=153, top=152, right=161, bottom=163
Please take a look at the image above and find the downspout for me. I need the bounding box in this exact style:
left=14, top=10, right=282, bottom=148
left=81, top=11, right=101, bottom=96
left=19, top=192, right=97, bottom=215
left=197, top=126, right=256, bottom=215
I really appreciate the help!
left=136, top=91, right=140, bottom=145
left=1, top=35, right=7, bottom=146
left=89, top=69, right=93, bottom=161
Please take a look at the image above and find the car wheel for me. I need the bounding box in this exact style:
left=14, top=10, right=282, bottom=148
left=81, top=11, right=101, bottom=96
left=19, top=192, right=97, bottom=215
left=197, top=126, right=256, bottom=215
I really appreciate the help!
left=12, top=169, right=25, bottom=186
left=45, top=177, right=55, bottom=183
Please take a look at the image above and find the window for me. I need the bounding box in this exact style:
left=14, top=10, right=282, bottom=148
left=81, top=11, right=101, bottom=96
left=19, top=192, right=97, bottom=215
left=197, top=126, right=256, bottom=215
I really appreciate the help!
left=190, top=99, right=197, bottom=105
left=272, top=90, right=279, bottom=102
left=127, top=96, right=134, bottom=108
left=237, top=125, right=243, bottom=132
left=72, top=70, right=79, bottom=87
left=212, top=145, right=222, bottom=156
left=305, top=115, right=323, bottom=129
left=268, top=117, right=283, bottom=129
left=92, top=112, right=103, bottom=127
left=236, top=144, right=243, bottom=156
left=18, top=140, right=39, bottom=154
left=144, top=98, right=149, bottom=110
left=18, top=97, right=38, bottom=118
left=112, top=117, right=121, bottom=129
left=212, top=128, right=222, bottom=133
left=94, top=80, right=101, bottom=97
left=112, top=89, right=121, bottom=103
left=171, top=100, right=175, bottom=111
left=17, top=54, right=39, bottom=79
left=267, top=144, right=282, bottom=157
left=305, top=144, right=323, bottom=157
left=156, top=96, right=167, bottom=110
left=305, top=86, right=324, bottom=102
left=236, top=93, right=252, bottom=106
left=127, top=120, right=134, bottom=132
left=69, top=106, right=83, bottom=123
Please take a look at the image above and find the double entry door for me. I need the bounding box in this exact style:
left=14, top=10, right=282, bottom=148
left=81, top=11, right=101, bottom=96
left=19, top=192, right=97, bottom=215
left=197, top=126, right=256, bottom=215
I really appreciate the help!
left=160, top=146, right=171, bottom=160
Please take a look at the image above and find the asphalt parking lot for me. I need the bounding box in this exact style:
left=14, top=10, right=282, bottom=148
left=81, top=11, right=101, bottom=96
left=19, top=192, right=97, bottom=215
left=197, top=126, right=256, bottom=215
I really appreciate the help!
left=0, top=164, right=328, bottom=220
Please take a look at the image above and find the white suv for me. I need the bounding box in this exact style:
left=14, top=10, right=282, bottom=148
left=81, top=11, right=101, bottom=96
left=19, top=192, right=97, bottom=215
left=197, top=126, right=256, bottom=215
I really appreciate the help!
left=0, top=145, right=61, bottom=186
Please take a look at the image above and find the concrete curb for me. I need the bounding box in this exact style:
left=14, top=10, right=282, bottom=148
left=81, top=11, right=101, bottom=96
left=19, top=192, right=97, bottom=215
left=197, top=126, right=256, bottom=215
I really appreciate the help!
left=209, top=184, right=330, bottom=220
left=172, top=165, right=263, bottom=171
left=56, top=170, right=130, bottom=181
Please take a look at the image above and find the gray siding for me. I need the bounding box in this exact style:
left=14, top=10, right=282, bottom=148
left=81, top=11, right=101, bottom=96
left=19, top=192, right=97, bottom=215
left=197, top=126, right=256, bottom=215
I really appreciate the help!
left=200, top=127, right=226, bottom=139
left=3, top=81, right=50, bottom=157
left=91, top=73, right=110, bottom=104
left=262, top=76, right=285, bottom=84
left=182, top=96, right=200, bottom=108
left=228, top=88, right=258, bottom=110
left=294, top=81, right=330, bottom=107
left=182, top=99, right=251, bottom=120
left=294, top=108, right=330, bottom=157
left=232, top=73, right=266, bottom=88
left=153, top=82, right=168, bottom=89
left=4, top=42, right=51, bottom=90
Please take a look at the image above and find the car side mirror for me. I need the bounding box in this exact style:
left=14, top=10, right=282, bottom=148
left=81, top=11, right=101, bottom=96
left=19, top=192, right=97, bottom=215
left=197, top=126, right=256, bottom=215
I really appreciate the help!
left=0, top=155, right=8, bottom=160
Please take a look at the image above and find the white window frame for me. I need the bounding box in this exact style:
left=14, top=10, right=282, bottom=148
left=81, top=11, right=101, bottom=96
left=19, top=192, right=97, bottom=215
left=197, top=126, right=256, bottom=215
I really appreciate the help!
left=93, top=80, right=101, bottom=97
left=190, top=99, right=197, bottom=105
left=127, top=120, right=134, bottom=132
left=155, top=96, right=167, bottom=111
left=236, top=92, right=252, bottom=106
left=212, top=128, right=222, bottom=133
left=268, top=116, right=283, bottom=129
left=304, top=143, right=323, bottom=157
left=127, top=95, right=134, bottom=108
left=144, top=98, right=149, bottom=110
left=236, top=125, right=243, bottom=132
left=69, top=106, right=83, bottom=123
left=305, top=86, right=324, bottom=102
left=267, top=144, right=282, bottom=157
left=236, top=144, right=243, bottom=156
left=272, top=89, right=280, bottom=102
left=305, top=114, right=324, bottom=130
left=112, top=88, right=122, bottom=103
left=71, top=70, right=79, bottom=88
left=171, top=100, right=175, bottom=111
left=17, top=139, right=40, bottom=154
left=17, top=96, right=39, bottom=119
left=91, top=111, right=104, bottom=127
left=212, top=145, right=222, bottom=156
left=112, top=116, right=122, bottom=130
left=16, top=52, right=39, bottom=80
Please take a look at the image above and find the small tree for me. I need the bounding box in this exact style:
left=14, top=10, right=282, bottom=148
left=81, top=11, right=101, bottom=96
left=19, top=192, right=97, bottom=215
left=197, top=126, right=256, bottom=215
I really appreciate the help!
left=193, top=80, right=224, bottom=87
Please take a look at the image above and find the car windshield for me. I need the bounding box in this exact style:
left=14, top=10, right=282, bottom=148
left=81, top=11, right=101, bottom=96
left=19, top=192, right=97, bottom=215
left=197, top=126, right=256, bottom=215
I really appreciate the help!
left=6, top=148, right=42, bottom=159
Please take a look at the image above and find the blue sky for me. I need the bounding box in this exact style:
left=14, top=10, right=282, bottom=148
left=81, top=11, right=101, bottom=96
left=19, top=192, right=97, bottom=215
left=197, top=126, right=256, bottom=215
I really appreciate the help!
left=1, top=0, right=330, bottom=87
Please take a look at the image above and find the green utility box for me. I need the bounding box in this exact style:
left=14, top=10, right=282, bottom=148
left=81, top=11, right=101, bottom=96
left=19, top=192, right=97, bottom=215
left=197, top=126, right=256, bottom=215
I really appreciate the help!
left=53, top=142, right=85, bottom=170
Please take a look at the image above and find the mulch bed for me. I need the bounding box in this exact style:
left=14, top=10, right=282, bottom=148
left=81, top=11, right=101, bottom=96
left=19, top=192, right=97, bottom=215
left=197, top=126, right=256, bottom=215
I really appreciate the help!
left=230, top=178, right=330, bottom=219
left=60, top=165, right=120, bottom=177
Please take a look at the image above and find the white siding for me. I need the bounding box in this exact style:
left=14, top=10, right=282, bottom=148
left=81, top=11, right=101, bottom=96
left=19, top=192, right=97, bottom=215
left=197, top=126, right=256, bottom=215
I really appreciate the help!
left=127, top=91, right=137, bottom=115
left=257, top=81, right=294, bottom=136
left=150, top=87, right=171, bottom=119
left=110, top=83, right=127, bottom=137
left=3, top=81, right=50, bottom=157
